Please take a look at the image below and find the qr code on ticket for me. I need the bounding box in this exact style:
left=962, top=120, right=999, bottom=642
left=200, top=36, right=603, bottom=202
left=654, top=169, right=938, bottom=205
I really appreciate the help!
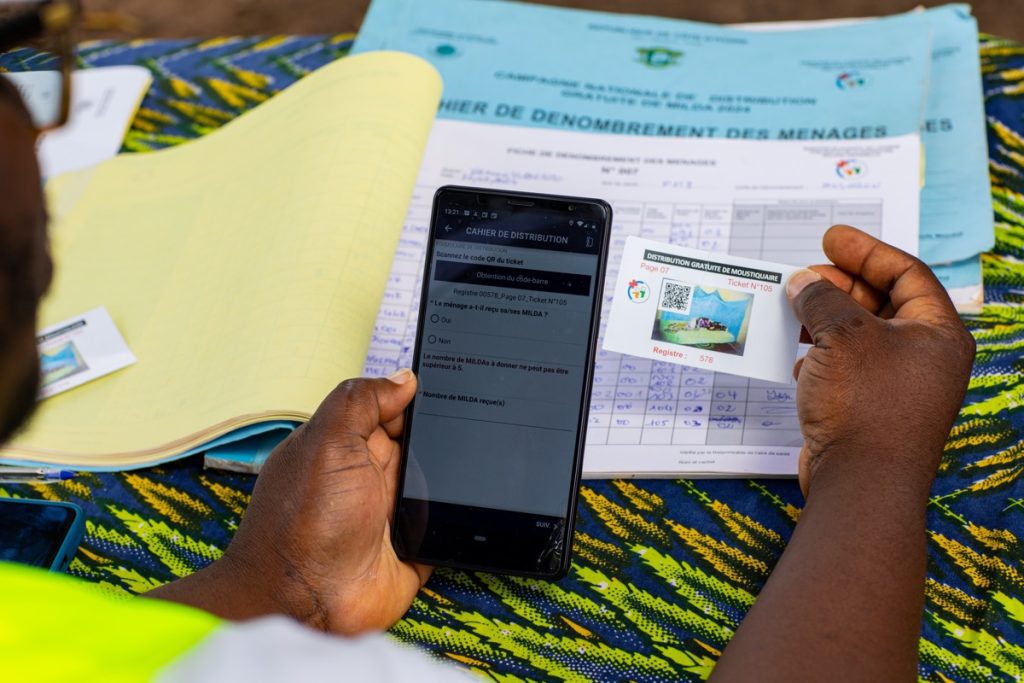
left=659, top=279, right=693, bottom=314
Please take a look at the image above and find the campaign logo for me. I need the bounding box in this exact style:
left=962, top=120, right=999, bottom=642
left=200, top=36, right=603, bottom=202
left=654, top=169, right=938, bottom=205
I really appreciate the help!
left=835, top=159, right=867, bottom=179
left=836, top=71, right=867, bottom=90
left=627, top=279, right=651, bottom=303
left=434, top=44, right=459, bottom=58
left=636, top=47, right=683, bottom=69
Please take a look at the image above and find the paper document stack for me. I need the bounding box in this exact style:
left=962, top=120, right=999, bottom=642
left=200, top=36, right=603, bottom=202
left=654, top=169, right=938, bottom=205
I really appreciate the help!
left=741, top=7, right=992, bottom=312
left=352, top=0, right=993, bottom=476
left=2, top=52, right=441, bottom=470
left=356, top=0, right=992, bottom=313
left=7, top=1, right=994, bottom=479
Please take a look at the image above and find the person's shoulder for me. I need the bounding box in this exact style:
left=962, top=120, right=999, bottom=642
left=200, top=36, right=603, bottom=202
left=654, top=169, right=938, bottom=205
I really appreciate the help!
left=0, top=561, right=220, bottom=681
left=159, top=615, right=468, bottom=682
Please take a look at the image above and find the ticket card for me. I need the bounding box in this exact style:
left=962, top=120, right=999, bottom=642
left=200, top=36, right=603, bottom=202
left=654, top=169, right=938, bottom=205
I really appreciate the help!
left=37, top=307, right=136, bottom=399
left=604, top=237, right=801, bottom=384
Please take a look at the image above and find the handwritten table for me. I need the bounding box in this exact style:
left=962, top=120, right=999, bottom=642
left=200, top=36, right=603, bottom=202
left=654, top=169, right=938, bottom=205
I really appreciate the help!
left=2, top=33, right=1024, bottom=681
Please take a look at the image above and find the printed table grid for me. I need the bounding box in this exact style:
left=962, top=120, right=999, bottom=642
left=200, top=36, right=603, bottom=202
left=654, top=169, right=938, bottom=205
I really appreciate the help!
left=364, top=192, right=882, bottom=452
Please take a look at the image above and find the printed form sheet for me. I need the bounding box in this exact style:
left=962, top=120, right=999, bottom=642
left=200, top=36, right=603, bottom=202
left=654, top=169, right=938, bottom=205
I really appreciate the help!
left=354, top=0, right=989, bottom=266
left=353, top=0, right=991, bottom=316
left=362, top=119, right=921, bottom=477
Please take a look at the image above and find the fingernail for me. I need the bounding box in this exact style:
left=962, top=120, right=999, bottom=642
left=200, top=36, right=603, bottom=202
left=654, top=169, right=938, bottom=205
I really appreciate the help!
left=786, top=269, right=822, bottom=299
left=388, top=368, right=414, bottom=384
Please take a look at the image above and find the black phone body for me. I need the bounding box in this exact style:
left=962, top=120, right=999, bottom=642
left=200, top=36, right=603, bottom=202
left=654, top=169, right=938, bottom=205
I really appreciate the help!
left=393, top=186, right=611, bottom=578
left=0, top=497, right=84, bottom=571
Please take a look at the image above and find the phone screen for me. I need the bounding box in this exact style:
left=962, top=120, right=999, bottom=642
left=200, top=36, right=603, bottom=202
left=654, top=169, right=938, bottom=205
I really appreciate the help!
left=0, top=499, right=79, bottom=569
left=395, top=187, right=609, bottom=576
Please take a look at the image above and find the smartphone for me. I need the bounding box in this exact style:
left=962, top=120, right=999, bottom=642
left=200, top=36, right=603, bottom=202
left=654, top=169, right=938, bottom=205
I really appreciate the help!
left=393, top=185, right=611, bottom=578
left=0, top=498, right=84, bottom=572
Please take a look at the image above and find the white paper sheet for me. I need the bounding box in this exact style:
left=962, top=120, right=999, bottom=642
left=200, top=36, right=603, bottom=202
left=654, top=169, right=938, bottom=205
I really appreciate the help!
left=11, top=66, right=152, bottom=178
left=603, top=238, right=802, bottom=385
left=362, top=119, right=921, bottom=477
left=37, top=306, right=136, bottom=399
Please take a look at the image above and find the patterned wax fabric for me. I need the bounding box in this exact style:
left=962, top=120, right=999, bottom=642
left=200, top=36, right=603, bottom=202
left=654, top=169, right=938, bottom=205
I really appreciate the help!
left=1, top=33, right=1024, bottom=682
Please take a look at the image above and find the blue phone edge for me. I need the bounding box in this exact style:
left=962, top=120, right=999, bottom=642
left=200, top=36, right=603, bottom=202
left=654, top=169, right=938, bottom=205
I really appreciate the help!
left=0, top=497, right=85, bottom=572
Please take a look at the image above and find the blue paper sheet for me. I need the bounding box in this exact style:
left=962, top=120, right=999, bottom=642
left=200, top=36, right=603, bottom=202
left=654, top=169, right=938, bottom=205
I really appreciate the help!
left=203, top=428, right=291, bottom=473
left=933, top=255, right=984, bottom=312
left=915, top=6, right=992, bottom=263
left=934, top=255, right=983, bottom=290
left=353, top=0, right=991, bottom=265
left=0, top=421, right=297, bottom=472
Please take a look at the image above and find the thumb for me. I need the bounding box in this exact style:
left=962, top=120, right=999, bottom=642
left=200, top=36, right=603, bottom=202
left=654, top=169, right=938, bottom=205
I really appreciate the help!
left=313, top=371, right=418, bottom=440
left=378, top=369, right=418, bottom=424
left=786, top=269, right=871, bottom=343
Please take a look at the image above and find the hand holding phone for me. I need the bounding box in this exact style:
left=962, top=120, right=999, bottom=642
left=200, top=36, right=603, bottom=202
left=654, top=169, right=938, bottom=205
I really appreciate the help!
left=149, top=375, right=432, bottom=634
left=393, top=186, right=612, bottom=578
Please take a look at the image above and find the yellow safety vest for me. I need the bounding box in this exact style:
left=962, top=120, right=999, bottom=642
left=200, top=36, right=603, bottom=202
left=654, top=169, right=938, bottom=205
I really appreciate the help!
left=0, top=561, right=220, bottom=682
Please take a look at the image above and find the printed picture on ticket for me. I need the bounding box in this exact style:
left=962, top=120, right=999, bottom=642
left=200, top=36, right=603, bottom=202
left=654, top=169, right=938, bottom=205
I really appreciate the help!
left=604, top=237, right=802, bottom=384
left=652, top=279, right=754, bottom=357
left=35, top=306, right=136, bottom=399
left=39, top=340, right=90, bottom=387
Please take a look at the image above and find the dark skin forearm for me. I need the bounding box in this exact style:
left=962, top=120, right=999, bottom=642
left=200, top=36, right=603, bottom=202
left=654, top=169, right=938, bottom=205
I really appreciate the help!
left=152, top=228, right=970, bottom=674
left=710, top=452, right=933, bottom=682
left=147, top=375, right=432, bottom=636
left=707, top=226, right=973, bottom=681
left=147, top=550, right=292, bottom=623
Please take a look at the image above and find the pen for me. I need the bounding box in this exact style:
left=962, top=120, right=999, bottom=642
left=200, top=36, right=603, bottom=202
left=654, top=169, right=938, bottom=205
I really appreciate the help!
left=0, top=467, right=77, bottom=484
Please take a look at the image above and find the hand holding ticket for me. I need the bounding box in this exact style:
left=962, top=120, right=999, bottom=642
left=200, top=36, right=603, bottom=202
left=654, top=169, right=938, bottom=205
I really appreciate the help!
left=603, top=237, right=801, bottom=384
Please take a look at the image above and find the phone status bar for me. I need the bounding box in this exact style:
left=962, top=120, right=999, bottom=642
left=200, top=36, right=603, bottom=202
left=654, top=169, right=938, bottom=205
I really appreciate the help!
left=442, top=207, right=600, bottom=231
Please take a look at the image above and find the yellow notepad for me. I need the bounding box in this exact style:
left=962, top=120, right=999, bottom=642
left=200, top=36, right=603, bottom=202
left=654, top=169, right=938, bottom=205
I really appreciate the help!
left=4, top=51, right=441, bottom=467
